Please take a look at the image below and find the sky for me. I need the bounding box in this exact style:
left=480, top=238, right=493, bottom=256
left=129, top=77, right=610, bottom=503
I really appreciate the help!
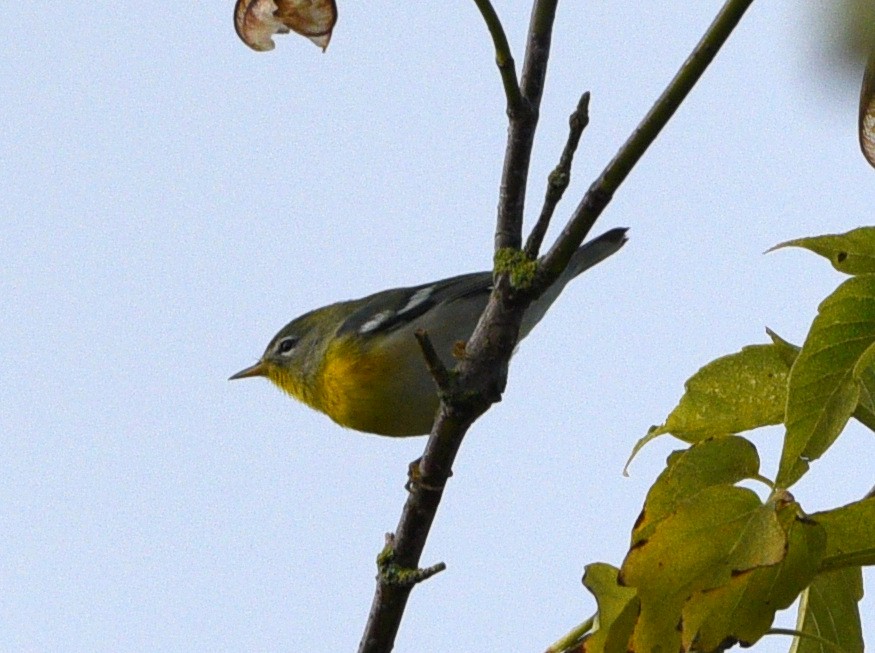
left=2, top=1, right=873, bottom=651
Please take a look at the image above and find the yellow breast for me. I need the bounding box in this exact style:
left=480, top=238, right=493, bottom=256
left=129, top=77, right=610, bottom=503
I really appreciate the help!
left=314, top=336, right=439, bottom=436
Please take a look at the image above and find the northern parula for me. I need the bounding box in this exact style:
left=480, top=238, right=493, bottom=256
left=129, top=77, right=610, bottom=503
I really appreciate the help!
left=230, top=228, right=626, bottom=436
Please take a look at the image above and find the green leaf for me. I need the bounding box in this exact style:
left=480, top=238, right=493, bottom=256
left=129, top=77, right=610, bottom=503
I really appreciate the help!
left=580, top=563, right=639, bottom=653
left=767, top=328, right=875, bottom=435
left=681, top=504, right=825, bottom=652
left=620, top=485, right=787, bottom=653
left=777, top=275, right=875, bottom=487
left=812, top=497, right=875, bottom=571
left=766, top=327, right=801, bottom=367
left=770, top=227, right=875, bottom=275
left=852, top=340, right=875, bottom=380
left=623, top=427, right=663, bottom=475
left=649, top=344, right=791, bottom=442
left=632, top=436, right=760, bottom=544
left=789, top=568, right=864, bottom=653
left=853, top=362, right=875, bottom=431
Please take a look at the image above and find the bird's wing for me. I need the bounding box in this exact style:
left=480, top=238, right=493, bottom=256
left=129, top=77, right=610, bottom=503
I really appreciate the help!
left=337, top=271, right=492, bottom=337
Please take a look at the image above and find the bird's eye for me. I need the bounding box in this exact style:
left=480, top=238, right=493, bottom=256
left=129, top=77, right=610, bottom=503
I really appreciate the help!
left=277, top=337, right=298, bottom=355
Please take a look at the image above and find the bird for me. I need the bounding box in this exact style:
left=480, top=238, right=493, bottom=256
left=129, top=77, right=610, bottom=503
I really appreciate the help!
left=230, top=228, right=627, bottom=436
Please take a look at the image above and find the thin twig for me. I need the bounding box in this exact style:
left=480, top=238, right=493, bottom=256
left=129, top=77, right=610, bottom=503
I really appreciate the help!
left=376, top=533, right=447, bottom=587
left=525, top=92, right=591, bottom=259
left=472, top=0, right=524, bottom=115
left=414, top=329, right=452, bottom=393
left=494, top=0, right=559, bottom=252
left=536, top=0, right=756, bottom=291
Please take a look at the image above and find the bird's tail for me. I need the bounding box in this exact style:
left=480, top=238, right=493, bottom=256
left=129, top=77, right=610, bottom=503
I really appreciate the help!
left=520, top=228, right=627, bottom=339
left=564, top=227, right=628, bottom=282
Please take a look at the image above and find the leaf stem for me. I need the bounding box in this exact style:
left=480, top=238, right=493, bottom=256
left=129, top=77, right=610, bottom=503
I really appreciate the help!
left=765, top=627, right=851, bottom=653
left=543, top=615, right=595, bottom=653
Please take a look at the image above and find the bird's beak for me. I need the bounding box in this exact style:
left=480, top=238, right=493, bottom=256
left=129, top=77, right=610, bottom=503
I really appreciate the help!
left=229, top=360, right=267, bottom=380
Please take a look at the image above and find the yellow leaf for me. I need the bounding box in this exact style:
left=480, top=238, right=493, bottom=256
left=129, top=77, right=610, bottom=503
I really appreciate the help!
left=580, top=563, right=639, bottom=653
left=652, top=344, right=789, bottom=443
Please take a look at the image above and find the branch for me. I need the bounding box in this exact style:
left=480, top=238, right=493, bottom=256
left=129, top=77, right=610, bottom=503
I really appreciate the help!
left=358, top=2, right=756, bottom=651
left=358, top=389, right=487, bottom=653
left=414, top=329, right=452, bottom=394
left=536, top=0, right=755, bottom=290
left=472, top=0, right=524, bottom=115
left=358, top=5, right=561, bottom=651
left=376, top=533, right=446, bottom=587
left=495, top=0, right=559, bottom=252
left=525, top=92, right=591, bottom=259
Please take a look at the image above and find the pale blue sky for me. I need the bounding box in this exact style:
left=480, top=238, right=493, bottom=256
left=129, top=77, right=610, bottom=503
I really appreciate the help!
left=2, top=2, right=873, bottom=651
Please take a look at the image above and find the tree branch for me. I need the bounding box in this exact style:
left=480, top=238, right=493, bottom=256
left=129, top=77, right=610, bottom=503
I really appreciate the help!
left=535, top=0, right=756, bottom=291
left=358, top=1, right=756, bottom=651
left=495, top=0, right=559, bottom=252
left=357, top=390, right=487, bottom=653
left=358, top=5, right=561, bottom=651
left=525, top=92, right=591, bottom=259
left=472, top=0, right=524, bottom=115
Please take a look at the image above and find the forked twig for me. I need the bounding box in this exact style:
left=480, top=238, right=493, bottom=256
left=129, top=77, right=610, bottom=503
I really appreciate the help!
left=358, top=2, right=757, bottom=651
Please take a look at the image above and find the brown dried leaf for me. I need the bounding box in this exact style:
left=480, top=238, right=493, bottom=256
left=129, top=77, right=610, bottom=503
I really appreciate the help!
left=234, top=0, right=337, bottom=52
left=861, top=52, right=875, bottom=168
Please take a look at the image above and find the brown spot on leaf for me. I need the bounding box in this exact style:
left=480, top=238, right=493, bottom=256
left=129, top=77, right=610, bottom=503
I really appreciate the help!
left=729, top=567, right=754, bottom=579
left=628, top=538, right=648, bottom=552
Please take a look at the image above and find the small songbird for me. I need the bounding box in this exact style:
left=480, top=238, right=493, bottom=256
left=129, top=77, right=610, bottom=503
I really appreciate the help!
left=230, top=228, right=627, bottom=436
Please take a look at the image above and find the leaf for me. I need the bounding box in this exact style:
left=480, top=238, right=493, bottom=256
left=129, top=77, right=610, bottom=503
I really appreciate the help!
left=234, top=0, right=338, bottom=51
left=812, top=497, right=875, bottom=571
left=623, top=426, right=663, bottom=476
left=768, top=328, right=875, bottom=434
left=620, top=485, right=787, bottom=653
left=852, top=361, right=875, bottom=432
left=632, top=436, right=761, bottom=544
left=861, top=52, right=875, bottom=169
left=777, top=275, right=875, bottom=487
left=770, top=227, right=875, bottom=275
left=767, top=327, right=801, bottom=367
left=580, top=563, right=639, bottom=653
left=650, top=344, right=791, bottom=443
left=680, top=505, right=825, bottom=652
left=790, top=568, right=864, bottom=653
